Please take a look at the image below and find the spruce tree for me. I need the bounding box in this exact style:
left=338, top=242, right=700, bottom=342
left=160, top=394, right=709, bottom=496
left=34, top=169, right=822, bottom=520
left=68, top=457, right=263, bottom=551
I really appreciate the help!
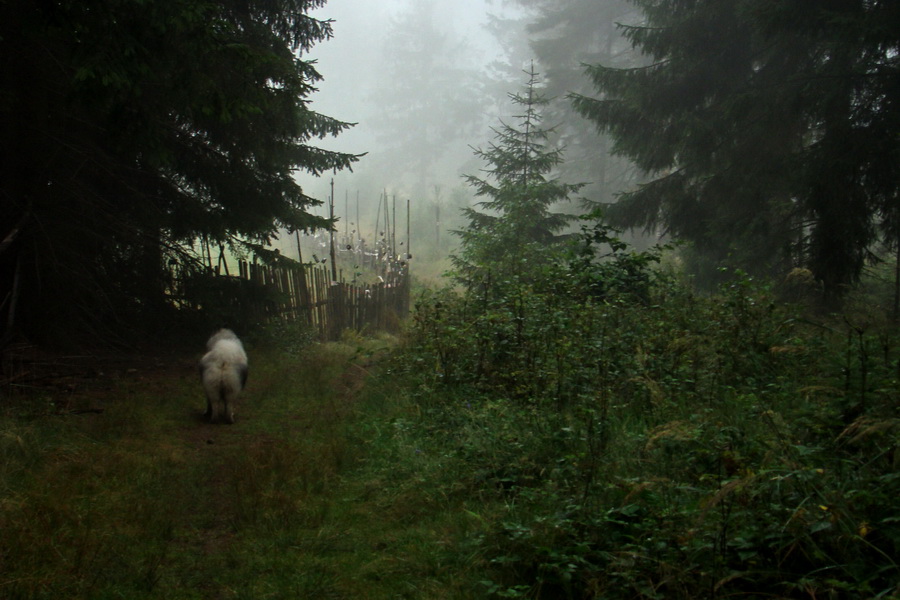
left=571, top=0, right=900, bottom=300
left=452, top=65, right=581, bottom=290
left=0, top=0, right=359, bottom=344
left=503, top=0, right=641, bottom=205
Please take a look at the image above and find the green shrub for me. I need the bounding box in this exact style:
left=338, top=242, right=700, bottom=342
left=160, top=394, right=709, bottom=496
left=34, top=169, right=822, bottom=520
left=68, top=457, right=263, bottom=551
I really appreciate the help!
left=396, top=236, right=900, bottom=598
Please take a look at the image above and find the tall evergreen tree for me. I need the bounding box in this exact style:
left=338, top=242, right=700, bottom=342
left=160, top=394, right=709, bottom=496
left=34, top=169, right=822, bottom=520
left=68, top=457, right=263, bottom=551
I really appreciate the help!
left=452, top=66, right=580, bottom=288
left=571, top=0, right=900, bottom=299
left=498, top=0, right=642, bottom=205
left=0, top=0, right=359, bottom=345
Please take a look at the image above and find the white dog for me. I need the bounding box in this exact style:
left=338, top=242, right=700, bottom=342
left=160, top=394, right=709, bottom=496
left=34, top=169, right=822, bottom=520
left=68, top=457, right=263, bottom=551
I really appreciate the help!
left=200, top=329, right=248, bottom=424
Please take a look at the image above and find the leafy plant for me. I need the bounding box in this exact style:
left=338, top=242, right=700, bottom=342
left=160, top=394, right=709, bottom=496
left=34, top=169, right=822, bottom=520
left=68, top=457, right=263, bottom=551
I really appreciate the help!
left=398, top=253, right=900, bottom=598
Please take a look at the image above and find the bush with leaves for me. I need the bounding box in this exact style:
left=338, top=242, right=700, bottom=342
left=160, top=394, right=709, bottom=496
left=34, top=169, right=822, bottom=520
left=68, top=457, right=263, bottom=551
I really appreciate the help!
left=563, top=210, right=667, bottom=303
left=398, top=259, right=900, bottom=598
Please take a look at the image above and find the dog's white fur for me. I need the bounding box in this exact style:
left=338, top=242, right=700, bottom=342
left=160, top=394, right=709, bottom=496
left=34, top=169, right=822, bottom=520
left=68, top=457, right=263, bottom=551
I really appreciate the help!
left=200, top=329, right=248, bottom=424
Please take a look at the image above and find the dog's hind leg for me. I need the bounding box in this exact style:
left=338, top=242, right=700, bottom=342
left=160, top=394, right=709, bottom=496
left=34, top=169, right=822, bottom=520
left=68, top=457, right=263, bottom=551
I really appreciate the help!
left=223, top=398, right=235, bottom=424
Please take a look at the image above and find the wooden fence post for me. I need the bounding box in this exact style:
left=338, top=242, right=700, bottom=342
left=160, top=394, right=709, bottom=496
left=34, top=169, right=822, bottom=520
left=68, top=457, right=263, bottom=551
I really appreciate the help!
left=193, top=256, right=409, bottom=340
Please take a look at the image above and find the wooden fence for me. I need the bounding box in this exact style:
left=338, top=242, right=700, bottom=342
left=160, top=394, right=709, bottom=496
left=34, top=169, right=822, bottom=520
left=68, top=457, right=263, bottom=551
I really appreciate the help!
left=233, top=260, right=410, bottom=340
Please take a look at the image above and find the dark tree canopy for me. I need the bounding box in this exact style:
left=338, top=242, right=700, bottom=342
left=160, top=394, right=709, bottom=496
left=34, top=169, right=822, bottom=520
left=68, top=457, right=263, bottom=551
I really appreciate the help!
left=0, top=0, right=359, bottom=345
left=571, top=0, right=900, bottom=299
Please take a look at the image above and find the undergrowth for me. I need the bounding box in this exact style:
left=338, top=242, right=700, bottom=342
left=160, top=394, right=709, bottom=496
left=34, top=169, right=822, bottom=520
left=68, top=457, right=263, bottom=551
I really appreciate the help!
left=2, top=243, right=899, bottom=599
left=369, top=232, right=900, bottom=598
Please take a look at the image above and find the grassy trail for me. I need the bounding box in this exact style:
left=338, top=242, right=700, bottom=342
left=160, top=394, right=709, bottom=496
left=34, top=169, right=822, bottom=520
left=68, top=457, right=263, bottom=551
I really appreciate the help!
left=1, top=339, right=478, bottom=599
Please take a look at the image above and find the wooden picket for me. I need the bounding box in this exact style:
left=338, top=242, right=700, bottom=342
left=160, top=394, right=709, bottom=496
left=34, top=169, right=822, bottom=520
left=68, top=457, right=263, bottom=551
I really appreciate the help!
left=232, top=260, right=409, bottom=340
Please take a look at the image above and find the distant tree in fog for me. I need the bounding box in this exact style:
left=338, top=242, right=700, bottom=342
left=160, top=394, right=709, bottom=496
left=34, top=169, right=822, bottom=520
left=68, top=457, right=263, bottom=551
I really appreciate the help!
left=572, top=0, right=900, bottom=301
left=369, top=3, right=488, bottom=196
left=499, top=0, right=642, bottom=206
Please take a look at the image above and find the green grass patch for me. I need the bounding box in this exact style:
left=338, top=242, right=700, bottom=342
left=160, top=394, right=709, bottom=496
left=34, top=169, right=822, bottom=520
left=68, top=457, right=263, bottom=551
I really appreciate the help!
left=0, top=332, right=500, bottom=599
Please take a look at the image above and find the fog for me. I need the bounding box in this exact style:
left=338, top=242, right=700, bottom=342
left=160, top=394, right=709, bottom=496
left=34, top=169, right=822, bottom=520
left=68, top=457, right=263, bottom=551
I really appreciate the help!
left=301, top=0, right=514, bottom=165
left=282, top=0, right=637, bottom=277
left=304, top=0, right=508, bottom=144
left=282, top=0, right=529, bottom=270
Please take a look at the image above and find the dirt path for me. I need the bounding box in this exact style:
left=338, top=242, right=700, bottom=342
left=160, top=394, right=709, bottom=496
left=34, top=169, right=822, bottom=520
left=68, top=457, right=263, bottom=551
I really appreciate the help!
left=1, top=339, right=397, bottom=599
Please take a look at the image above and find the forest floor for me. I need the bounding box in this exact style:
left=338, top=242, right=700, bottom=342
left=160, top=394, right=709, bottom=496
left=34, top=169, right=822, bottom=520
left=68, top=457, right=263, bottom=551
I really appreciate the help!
left=0, top=336, right=483, bottom=599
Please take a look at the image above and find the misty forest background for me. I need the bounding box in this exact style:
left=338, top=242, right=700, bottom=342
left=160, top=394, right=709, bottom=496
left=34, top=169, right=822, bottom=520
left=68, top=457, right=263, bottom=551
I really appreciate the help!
left=2, top=1, right=900, bottom=599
